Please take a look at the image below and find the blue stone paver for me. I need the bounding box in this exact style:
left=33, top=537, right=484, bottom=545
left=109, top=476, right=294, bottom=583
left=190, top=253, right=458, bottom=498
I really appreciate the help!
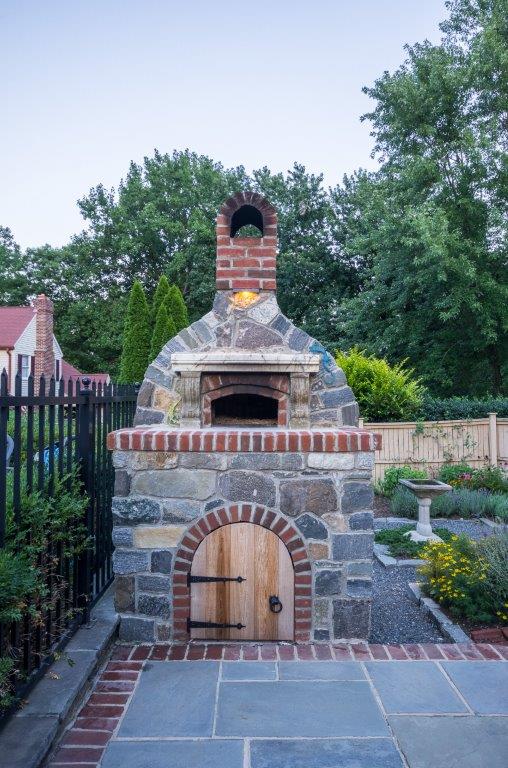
left=215, top=680, right=389, bottom=737
left=250, top=738, right=404, bottom=768
left=222, top=661, right=276, bottom=680
left=441, top=660, right=508, bottom=714
left=101, top=658, right=508, bottom=768
left=365, top=660, right=468, bottom=713
left=118, top=661, right=219, bottom=737
left=279, top=660, right=365, bottom=680
left=102, top=739, right=244, bottom=768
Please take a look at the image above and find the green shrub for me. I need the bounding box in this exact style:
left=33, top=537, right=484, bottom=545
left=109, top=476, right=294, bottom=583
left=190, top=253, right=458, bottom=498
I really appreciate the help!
left=150, top=303, right=177, bottom=360
left=438, top=463, right=474, bottom=485
left=390, top=486, right=508, bottom=520
left=418, top=395, right=508, bottom=420
left=119, top=280, right=151, bottom=383
left=380, top=465, right=428, bottom=498
left=0, top=658, right=15, bottom=711
left=476, top=532, right=508, bottom=623
left=0, top=550, right=41, bottom=623
left=165, top=284, right=189, bottom=333
left=465, top=467, right=508, bottom=494
left=375, top=524, right=452, bottom=558
left=335, top=347, right=425, bottom=422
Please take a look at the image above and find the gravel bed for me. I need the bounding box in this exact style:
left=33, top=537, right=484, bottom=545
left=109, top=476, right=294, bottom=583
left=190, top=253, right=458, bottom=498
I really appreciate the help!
left=370, top=518, right=494, bottom=643
left=370, top=560, right=446, bottom=644
left=374, top=517, right=493, bottom=539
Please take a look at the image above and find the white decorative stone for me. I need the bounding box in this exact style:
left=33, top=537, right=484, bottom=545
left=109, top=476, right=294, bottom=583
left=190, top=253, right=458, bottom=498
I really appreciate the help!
left=246, top=295, right=279, bottom=324
left=355, top=452, right=374, bottom=470
left=307, top=454, right=355, bottom=470
left=133, top=525, right=186, bottom=548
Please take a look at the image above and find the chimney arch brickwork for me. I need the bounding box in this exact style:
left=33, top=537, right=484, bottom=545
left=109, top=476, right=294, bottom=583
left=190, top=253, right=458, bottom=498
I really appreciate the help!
left=108, top=190, right=380, bottom=644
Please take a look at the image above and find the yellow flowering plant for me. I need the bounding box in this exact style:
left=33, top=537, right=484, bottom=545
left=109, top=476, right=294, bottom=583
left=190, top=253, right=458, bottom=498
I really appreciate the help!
left=419, top=534, right=503, bottom=624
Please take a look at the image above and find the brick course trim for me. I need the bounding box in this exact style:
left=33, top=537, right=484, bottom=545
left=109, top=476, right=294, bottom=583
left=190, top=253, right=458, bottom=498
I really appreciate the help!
left=107, top=427, right=381, bottom=452
left=172, top=503, right=311, bottom=642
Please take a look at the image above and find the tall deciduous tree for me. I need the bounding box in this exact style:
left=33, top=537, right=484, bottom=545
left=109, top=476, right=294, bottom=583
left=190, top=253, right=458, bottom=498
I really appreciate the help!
left=150, top=303, right=176, bottom=361
left=119, top=281, right=150, bottom=383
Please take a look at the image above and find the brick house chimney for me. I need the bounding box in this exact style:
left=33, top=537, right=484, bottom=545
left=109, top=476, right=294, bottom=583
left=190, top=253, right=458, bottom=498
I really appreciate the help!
left=34, top=294, right=55, bottom=383
left=215, top=191, right=277, bottom=293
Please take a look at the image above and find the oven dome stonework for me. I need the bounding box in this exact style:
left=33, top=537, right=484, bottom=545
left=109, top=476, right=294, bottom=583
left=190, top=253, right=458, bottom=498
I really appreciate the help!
left=108, top=191, right=380, bottom=644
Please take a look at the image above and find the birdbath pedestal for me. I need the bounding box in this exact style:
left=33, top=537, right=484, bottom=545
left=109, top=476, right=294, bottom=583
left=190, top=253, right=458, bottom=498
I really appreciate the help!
left=399, top=478, right=452, bottom=542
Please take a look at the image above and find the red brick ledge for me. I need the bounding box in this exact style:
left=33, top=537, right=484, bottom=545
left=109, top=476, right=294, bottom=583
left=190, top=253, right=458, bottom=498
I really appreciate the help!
left=107, top=427, right=381, bottom=452
left=48, top=641, right=507, bottom=766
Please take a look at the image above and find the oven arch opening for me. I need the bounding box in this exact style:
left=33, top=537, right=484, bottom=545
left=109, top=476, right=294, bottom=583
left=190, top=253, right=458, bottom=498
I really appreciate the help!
left=212, top=392, right=278, bottom=427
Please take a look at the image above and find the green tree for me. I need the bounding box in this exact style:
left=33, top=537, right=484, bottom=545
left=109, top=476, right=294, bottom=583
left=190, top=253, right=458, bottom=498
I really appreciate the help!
left=150, top=303, right=176, bottom=361
left=165, top=284, right=188, bottom=332
left=151, top=275, right=171, bottom=328
left=0, top=228, right=29, bottom=304
left=119, top=281, right=150, bottom=383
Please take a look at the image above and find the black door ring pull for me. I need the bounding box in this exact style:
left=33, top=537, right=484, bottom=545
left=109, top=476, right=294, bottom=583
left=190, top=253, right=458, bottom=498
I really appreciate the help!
left=269, top=595, right=283, bottom=613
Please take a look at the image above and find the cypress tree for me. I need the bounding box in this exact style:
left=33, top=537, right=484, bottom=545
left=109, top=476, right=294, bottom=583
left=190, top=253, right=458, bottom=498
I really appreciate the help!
left=151, top=275, right=171, bottom=328
left=119, top=280, right=150, bottom=383
left=165, top=284, right=189, bottom=333
left=150, top=303, right=176, bottom=361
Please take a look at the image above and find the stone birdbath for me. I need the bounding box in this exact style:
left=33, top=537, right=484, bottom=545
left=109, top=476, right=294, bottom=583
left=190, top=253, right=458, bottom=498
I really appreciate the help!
left=399, top=478, right=452, bottom=542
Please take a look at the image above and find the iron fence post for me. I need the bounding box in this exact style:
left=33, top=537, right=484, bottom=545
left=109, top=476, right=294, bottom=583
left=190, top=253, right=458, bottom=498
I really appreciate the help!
left=77, top=377, right=94, bottom=623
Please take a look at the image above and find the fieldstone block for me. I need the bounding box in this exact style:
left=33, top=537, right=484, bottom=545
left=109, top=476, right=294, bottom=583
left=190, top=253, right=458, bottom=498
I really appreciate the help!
left=161, top=337, right=185, bottom=355
left=218, top=471, right=276, bottom=507
left=145, top=365, right=174, bottom=389
left=332, top=533, right=374, bottom=561
left=119, top=616, right=155, bottom=642
left=112, top=527, right=134, bottom=547
left=191, top=319, right=215, bottom=344
left=333, top=599, right=371, bottom=640
left=215, top=323, right=233, bottom=346
left=246, top=295, right=279, bottom=324
left=204, top=498, right=226, bottom=511
left=131, top=451, right=178, bottom=470
left=112, top=496, right=161, bottom=526
left=133, top=525, right=186, bottom=549
left=133, top=407, right=165, bottom=426
left=342, top=482, right=374, bottom=513
left=295, top=513, right=328, bottom=540
left=132, top=469, right=216, bottom=500
left=114, top=470, right=131, bottom=497
left=288, top=327, right=311, bottom=351
left=151, top=550, right=173, bottom=574
left=136, top=380, right=154, bottom=408
left=314, top=629, right=330, bottom=641
left=349, top=511, right=374, bottom=530
left=157, top=624, right=171, bottom=641
left=201, top=311, right=220, bottom=329
left=280, top=478, right=337, bottom=517
left=213, top=291, right=230, bottom=319
left=322, top=369, right=347, bottom=387
left=355, top=452, right=374, bottom=470
left=341, top=403, right=359, bottom=426
left=322, top=512, right=348, bottom=532
left=138, top=594, right=171, bottom=620
left=235, top=321, right=282, bottom=349
left=313, top=598, right=329, bottom=626
left=321, top=387, right=355, bottom=408
left=347, top=578, right=372, bottom=598
left=180, top=453, right=227, bottom=470
left=271, top=314, right=291, bottom=335
left=153, top=387, right=180, bottom=412
left=115, top=575, right=135, bottom=612
left=113, top=549, right=150, bottom=575
left=178, top=328, right=199, bottom=349
left=347, top=561, right=373, bottom=578
left=162, top=499, right=201, bottom=523
left=137, top=574, right=171, bottom=593
left=112, top=450, right=128, bottom=468
left=310, top=409, right=338, bottom=425
left=315, top=570, right=341, bottom=596
left=307, top=453, right=354, bottom=470
left=308, top=542, right=329, bottom=560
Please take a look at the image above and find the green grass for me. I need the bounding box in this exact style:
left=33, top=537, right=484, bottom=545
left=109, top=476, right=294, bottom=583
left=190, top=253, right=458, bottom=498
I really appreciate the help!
left=375, top=524, right=454, bottom=558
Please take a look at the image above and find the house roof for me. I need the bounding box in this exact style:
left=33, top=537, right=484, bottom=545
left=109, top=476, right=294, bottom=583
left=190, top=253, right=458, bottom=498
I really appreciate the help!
left=0, top=306, right=35, bottom=348
left=61, top=360, right=110, bottom=386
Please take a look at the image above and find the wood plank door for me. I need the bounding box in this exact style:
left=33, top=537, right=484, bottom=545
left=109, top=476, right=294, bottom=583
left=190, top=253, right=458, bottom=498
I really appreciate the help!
left=189, top=522, right=294, bottom=641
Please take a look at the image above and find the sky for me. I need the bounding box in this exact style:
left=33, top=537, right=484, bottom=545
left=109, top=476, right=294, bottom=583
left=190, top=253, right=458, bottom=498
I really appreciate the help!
left=1, top=0, right=447, bottom=249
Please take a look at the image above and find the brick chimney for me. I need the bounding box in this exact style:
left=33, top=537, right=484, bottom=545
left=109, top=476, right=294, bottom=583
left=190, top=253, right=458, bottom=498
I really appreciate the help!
left=215, top=191, right=277, bottom=293
left=34, top=294, right=55, bottom=383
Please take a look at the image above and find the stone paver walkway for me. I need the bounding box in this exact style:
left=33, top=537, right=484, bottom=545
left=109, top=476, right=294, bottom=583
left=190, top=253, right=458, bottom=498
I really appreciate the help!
left=49, top=643, right=508, bottom=768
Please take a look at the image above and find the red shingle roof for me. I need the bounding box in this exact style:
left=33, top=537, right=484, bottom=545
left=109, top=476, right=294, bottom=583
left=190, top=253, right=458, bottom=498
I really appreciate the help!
left=61, top=360, right=110, bottom=385
left=0, top=306, right=35, bottom=348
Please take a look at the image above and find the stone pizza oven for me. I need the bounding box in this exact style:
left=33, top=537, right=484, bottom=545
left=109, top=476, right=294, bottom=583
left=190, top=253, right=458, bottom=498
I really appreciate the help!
left=107, top=192, right=381, bottom=644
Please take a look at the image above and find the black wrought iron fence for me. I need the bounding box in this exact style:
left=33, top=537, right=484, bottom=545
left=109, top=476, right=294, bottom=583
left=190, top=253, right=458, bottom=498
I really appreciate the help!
left=0, top=371, right=137, bottom=714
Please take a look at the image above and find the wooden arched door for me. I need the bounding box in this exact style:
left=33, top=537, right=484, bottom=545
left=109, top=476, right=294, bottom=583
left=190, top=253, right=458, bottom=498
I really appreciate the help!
left=189, top=522, right=294, bottom=641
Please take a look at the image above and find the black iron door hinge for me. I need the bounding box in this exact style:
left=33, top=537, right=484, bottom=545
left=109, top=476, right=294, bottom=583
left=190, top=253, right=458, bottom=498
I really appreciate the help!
left=187, top=619, right=245, bottom=631
left=187, top=574, right=245, bottom=587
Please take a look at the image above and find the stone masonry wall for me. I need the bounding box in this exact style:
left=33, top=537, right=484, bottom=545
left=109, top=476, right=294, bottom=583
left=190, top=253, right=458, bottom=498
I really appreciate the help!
left=111, top=448, right=375, bottom=643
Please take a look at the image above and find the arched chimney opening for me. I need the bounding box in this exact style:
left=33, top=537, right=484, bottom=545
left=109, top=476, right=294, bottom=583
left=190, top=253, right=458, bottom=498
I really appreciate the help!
left=230, top=204, right=264, bottom=237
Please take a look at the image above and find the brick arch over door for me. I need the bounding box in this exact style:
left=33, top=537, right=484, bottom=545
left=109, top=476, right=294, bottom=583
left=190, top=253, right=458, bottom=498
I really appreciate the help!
left=216, top=191, right=278, bottom=237
left=172, top=503, right=311, bottom=642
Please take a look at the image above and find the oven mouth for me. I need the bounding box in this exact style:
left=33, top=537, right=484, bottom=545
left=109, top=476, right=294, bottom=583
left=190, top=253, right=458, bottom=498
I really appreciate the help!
left=211, top=393, right=278, bottom=427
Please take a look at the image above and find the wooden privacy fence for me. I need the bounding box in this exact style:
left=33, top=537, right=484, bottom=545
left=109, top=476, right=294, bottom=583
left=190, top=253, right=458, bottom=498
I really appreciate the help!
left=359, top=414, right=508, bottom=482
